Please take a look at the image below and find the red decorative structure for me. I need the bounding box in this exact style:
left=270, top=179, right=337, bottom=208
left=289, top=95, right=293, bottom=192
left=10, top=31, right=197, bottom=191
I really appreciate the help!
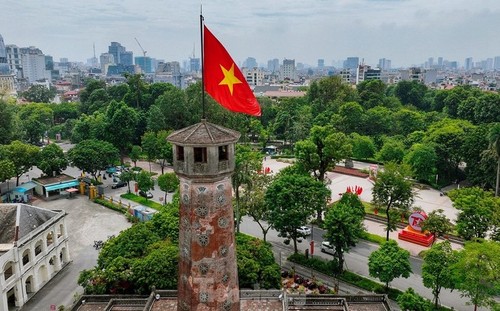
left=346, top=186, right=363, bottom=196
left=398, top=211, right=434, bottom=247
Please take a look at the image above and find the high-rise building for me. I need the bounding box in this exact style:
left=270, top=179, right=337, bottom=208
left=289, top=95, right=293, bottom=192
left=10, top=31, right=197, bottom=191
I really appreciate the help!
left=437, top=57, right=443, bottom=68
left=0, top=34, right=9, bottom=75
left=99, top=53, right=115, bottom=75
left=280, top=58, right=296, bottom=82
left=120, top=51, right=133, bottom=66
left=464, top=57, right=473, bottom=71
left=135, top=56, right=153, bottom=73
left=378, top=58, right=391, bottom=71
left=495, top=56, right=500, bottom=70
left=317, top=59, right=325, bottom=69
left=243, top=57, right=257, bottom=69
left=108, top=42, right=125, bottom=65
left=343, top=57, right=359, bottom=70
left=189, top=57, right=200, bottom=73
left=242, top=67, right=264, bottom=86
left=267, top=58, right=279, bottom=72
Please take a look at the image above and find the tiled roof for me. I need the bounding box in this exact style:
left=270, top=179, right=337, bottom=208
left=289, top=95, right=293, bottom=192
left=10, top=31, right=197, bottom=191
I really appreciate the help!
left=167, top=120, right=240, bottom=145
left=0, top=203, right=59, bottom=244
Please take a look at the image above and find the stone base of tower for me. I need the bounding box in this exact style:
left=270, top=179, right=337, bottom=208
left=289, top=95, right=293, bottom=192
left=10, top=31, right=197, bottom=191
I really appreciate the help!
left=177, top=177, right=240, bottom=311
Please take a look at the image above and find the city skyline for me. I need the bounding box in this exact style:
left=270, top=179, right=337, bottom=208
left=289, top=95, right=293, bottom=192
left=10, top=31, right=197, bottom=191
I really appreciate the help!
left=2, top=0, right=500, bottom=68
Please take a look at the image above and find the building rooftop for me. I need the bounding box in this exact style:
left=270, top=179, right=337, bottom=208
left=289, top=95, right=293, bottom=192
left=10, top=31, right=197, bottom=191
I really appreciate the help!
left=73, top=291, right=391, bottom=311
left=0, top=203, right=59, bottom=252
left=167, top=119, right=240, bottom=145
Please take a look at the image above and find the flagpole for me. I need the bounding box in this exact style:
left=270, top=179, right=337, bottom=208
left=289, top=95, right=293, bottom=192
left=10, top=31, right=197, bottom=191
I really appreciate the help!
left=200, top=11, right=206, bottom=120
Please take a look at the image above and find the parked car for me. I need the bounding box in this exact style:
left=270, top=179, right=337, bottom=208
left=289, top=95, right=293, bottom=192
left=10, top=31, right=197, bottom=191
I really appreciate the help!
left=111, top=180, right=127, bottom=189
left=296, top=226, right=311, bottom=236
left=139, top=190, right=154, bottom=199
left=321, top=241, right=334, bottom=255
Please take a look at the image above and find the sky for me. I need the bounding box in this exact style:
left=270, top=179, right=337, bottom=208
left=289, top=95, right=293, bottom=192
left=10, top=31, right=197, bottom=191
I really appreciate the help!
left=2, top=0, right=500, bottom=68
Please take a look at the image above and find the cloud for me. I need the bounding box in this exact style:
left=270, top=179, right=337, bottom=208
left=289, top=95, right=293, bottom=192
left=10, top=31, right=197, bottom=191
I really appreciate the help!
left=1, top=0, right=499, bottom=67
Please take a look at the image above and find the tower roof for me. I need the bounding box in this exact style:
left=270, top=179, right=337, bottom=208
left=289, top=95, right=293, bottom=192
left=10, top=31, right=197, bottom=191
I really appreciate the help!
left=167, top=120, right=240, bottom=146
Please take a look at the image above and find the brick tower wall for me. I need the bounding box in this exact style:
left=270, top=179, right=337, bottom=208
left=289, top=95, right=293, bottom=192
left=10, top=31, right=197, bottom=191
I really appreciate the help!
left=177, top=176, right=240, bottom=311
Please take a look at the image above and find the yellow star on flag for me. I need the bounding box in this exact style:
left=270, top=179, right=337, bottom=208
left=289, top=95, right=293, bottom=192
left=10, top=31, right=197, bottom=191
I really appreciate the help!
left=218, top=63, right=242, bottom=95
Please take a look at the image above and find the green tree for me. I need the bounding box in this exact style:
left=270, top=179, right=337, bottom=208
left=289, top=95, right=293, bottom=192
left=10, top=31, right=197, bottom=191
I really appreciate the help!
left=368, top=240, right=412, bottom=291
left=0, top=99, right=17, bottom=144
left=4, top=141, right=40, bottom=186
left=18, top=103, right=54, bottom=144
left=135, top=170, right=154, bottom=198
left=0, top=159, right=15, bottom=183
left=141, top=131, right=158, bottom=172
left=422, top=240, right=457, bottom=309
left=67, top=139, right=119, bottom=181
left=266, top=173, right=330, bottom=253
left=37, top=143, right=68, bottom=177
left=236, top=234, right=281, bottom=289
left=70, top=112, right=107, bottom=143
left=488, top=123, right=500, bottom=197
left=241, top=173, right=273, bottom=242
left=123, top=73, right=148, bottom=110
left=295, top=125, right=351, bottom=222
left=451, top=240, right=500, bottom=311
left=376, top=139, right=406, bottom=164
left=424, top=118, right=473, bottom=184
left=420, top=209, right=453, bottom=245
left=129, top=145, right=142, bottom=167
left=372, top=162, right=414, bottom=241
left=79, top=79, right=107, bottom=114
left=21, top=85, right=56, bottom=103
left=155, top=130, right=173, bottom=174
left=350, top=133, right=376, bottom=160
left=404, top=143, right=437, bottom=184
left=157, top=172, right=179, bottom=204
left=393, top=109, right=425, bottom=136
left=397, top=288, right=432, bottom=311
left=119, top=170, right=135, bottom=193
left=233, top=144, right=262, bottom=233
left=105, top=100, right=139, bottom=163
left=337, top=101, right=364, bottom=134
left=323, top=195, right=365, bottom=275
left=448, top=187, right=495, bottom=240
left=131, top=240, right=178, bottom=293
left=394, top=80, right=429, bottom=110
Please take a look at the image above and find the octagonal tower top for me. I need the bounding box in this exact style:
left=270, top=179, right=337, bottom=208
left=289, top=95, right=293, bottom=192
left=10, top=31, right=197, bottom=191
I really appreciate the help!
left=167, top=120, right=241, bottom=179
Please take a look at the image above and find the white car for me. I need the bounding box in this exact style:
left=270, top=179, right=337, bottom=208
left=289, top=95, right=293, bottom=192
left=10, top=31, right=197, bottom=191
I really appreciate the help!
left=321, top=241, right=335, bottom=255
left=296, top=226, right=311, bottom=236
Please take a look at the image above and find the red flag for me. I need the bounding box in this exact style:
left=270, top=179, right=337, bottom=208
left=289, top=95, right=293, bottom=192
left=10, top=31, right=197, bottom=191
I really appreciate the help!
left=203, top=25, right=261, bottom=116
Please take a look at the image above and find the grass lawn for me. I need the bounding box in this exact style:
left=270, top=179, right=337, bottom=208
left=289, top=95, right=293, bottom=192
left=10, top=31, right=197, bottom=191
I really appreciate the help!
left=121, top=192, right=165, bottom=210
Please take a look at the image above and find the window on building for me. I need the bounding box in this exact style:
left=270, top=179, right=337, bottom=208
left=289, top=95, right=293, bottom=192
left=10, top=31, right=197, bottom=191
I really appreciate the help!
left=194, top=147, right=208, bottom=163
left=22, top=249, right=30, bottom=265
left=3, top=262, right=14, bottom=280
left=219, top=145, right=228, bottom=161
left=177, top=146, right=184, bottom=161
left=34, top=241, right=42, bottom=256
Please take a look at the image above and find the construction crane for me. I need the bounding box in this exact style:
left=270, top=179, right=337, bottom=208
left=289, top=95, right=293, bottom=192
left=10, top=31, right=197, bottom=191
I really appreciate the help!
left=134, top=37, right=147, bottom=58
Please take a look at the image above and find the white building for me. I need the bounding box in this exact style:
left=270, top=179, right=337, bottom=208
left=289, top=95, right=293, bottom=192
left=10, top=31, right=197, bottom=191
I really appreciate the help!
left=21, top=53, right=48, bottom=83
left=0, top=203, right=70, bottom=311
left=242, top=67, right=264, bottom=86
left=280, top=59, right=297, bottom=82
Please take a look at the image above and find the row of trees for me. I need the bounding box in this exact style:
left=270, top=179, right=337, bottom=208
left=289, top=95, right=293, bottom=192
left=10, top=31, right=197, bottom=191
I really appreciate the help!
left=4, top=74, right=500, bottom=191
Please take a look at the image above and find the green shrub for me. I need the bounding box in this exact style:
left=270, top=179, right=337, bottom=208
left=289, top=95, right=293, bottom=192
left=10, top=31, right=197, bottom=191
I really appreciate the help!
left=94, top=198, right=127, bottom=214
left=359, top=231, right=387, bottom=244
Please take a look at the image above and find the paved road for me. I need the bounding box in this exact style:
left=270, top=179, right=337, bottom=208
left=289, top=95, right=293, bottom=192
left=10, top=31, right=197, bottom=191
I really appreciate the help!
left=239, top=215, right=482, bottom=311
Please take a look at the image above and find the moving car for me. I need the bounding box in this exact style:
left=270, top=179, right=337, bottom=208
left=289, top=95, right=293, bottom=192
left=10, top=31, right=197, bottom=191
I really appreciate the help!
left=111, top=180, right=127, bottom=189
left=139, top=190, right=154, bottom=199
left=321, top=241, right=335, bottom=255
left=296, top=226, right=311, bottom=236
